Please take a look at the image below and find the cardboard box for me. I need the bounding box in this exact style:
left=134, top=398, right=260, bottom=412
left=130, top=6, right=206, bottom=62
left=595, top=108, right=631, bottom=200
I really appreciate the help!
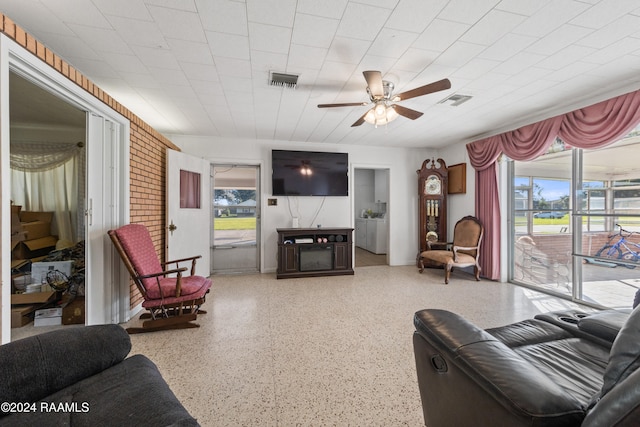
left=62, top=297, right=85, bottom=325
left=11, top=230, right=27, bottom=244
left=21, top=220, right=51, bottom=240
left=11, top=290, right=57, bottom=305
left=19, top=211, right=54, bottom=223
left=10, top=259, right=30, bottom=271
left=11, top=205, right=22, bottom=234
left=34, top=307, right=62, bottom=327
left=11, top=305, right=35, bottom=328
left=19, top=211, right=53, bottom=240
left=12, top=236, right=57, bottom=260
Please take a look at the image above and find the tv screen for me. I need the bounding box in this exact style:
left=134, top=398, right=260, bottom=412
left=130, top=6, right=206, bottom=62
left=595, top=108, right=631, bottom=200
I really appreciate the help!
left=272, top=150, right=348, bottom=196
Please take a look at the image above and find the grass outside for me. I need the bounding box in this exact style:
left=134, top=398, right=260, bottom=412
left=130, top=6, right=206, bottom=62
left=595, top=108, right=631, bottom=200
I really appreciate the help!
left=515, top=217, right=570, bottom=226
left=214, top=216, right=256, bottom=230
left=514, top=216, right=640, bottom=227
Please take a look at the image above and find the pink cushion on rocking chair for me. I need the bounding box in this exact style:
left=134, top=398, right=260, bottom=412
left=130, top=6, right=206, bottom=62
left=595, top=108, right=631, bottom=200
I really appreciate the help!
left=145, top=275, right=210, bottom=300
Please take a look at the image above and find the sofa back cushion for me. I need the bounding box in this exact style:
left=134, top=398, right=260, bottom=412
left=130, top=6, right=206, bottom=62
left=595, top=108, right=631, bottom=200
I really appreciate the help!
left=600, top=305, right=640, bottom=397
left=0, top=324, right=130, bottom=413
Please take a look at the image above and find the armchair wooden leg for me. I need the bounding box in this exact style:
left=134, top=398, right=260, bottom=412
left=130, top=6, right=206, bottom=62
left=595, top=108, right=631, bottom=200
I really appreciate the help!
left=474, top=265, right=481, bottom=281
left=444, top=266, right=451, bottom=284
left=418, top=257, right=425, bottom=273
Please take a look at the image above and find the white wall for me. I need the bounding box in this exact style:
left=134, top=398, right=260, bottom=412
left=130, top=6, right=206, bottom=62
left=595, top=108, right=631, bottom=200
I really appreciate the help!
left=169, top=135, right=435, bottom=270
left=438, top=143, right=476, bottom=241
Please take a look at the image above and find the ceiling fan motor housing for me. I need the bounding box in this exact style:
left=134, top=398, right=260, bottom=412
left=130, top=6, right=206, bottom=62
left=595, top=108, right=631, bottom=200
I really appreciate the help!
left=367, top=80, right=394, bottom=102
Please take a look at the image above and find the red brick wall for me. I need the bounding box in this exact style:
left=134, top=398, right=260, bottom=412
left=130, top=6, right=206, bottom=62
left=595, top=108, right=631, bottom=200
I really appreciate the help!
left=516, top=231, right=636, bottom=260
left=1, top=14, right=180, bottom=309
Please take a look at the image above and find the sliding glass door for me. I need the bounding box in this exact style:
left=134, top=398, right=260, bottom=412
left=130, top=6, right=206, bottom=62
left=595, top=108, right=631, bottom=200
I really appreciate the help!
left=509, top=126, right=640, bottom=309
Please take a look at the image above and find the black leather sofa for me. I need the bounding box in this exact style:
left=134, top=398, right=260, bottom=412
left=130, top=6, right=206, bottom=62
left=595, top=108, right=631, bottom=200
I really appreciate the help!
left=0, top=325, right=199, bottom=426
left=413, top=306, right=640, bottom=427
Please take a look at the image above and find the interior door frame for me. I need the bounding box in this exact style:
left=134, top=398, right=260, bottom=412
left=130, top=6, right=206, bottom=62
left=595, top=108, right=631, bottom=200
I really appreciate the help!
left=0, top=35, right=130, bottom=342
left=351, top=163, right=391, bottom=266
left=211, top=163, right=261, bottom=274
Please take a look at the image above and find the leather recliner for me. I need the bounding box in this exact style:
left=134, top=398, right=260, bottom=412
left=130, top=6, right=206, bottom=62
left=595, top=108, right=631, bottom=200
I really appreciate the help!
left=413, top=306, right=640, bottom=426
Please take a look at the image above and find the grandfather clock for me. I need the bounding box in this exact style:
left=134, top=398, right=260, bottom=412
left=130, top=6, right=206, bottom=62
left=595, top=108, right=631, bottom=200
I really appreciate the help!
left=417, top=158, right=448, bottom=253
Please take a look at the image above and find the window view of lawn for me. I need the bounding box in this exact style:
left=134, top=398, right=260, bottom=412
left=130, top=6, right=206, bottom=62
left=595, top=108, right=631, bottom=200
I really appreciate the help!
left=214, top=217, right=256, bottom=230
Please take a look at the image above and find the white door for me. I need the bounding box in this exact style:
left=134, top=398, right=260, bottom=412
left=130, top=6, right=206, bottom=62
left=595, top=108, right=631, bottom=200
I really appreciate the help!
left=166, top=149, right=211, bottom=277
left=86, top=114, right=128, bottom=325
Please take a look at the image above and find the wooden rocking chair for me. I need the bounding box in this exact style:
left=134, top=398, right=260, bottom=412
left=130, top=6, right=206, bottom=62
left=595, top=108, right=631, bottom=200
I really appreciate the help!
left=108, top=223, right=212, bottom=334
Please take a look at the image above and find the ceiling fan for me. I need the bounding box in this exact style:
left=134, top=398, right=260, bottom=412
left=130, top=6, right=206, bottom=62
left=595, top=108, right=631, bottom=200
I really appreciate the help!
left=318, top=71, right=451, bottom=127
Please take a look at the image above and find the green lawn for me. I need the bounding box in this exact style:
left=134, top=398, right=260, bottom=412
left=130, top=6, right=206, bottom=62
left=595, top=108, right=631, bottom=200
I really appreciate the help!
left=514, top=217, right=570, bottom=226
left=214, top=216, right=256, bottom=230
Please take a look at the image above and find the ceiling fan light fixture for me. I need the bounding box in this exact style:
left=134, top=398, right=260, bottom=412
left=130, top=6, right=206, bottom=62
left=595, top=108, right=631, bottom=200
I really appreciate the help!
left=386, top=105, right=399, bottom=122
left=300, top=166, right=312, bottom=175
left=364, top=102, right=399, bottom=128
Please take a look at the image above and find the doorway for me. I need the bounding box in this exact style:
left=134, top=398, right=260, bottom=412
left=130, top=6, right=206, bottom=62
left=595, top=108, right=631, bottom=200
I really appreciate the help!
left=354, top=168, right=389, bottom=267
left=2, top=37, right=129, bottom=342
left=211, top=164, right=260, bottom=274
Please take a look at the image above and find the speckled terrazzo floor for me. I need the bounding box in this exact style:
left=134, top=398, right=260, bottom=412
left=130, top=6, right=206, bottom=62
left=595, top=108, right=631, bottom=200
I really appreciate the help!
left=124, top=265, right=590, bottom=427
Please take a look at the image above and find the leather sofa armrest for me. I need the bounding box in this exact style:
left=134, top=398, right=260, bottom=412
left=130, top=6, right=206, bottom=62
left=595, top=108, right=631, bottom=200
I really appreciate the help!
left=414, top=309, right=587, bottom=423
left=578, top=309, right=631, bottom=343
left=0, top=324, right=131, bottom=410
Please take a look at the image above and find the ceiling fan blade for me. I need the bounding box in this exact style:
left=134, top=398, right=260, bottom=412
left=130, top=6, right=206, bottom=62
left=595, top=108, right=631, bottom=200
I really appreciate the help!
left=393, top=78, right=451, bottom=102
left=363, top=70, right=384, bottom=98
left=392, top=104, right=423, bottom=120
left=351, top=110, right=370, bottom=127
left=318, top=102, right=368, bottom=108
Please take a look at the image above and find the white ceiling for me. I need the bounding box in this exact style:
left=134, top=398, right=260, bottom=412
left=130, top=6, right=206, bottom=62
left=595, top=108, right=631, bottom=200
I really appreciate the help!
left=2, top=0, right=640, bottom=149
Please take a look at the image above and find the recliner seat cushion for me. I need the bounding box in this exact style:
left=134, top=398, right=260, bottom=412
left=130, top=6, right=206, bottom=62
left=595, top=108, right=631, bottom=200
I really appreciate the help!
left=487, top=318, right=574, bottom=348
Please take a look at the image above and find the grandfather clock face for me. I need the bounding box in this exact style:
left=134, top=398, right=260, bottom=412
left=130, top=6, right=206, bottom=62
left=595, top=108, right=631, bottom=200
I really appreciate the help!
left=424, top=174, right=442, bottom=195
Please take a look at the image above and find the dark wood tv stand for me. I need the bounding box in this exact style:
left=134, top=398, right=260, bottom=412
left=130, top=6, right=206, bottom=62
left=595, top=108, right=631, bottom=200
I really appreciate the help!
left=277, top=227, right=354, bottom=279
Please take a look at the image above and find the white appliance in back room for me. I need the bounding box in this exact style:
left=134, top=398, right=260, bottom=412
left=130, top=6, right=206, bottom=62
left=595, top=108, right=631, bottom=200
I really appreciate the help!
left=354, top=169, right=388, bottom=255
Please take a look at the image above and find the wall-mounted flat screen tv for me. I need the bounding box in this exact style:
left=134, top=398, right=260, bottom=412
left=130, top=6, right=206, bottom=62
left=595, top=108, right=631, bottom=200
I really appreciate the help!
left=272, top=150, right=348, bottom=196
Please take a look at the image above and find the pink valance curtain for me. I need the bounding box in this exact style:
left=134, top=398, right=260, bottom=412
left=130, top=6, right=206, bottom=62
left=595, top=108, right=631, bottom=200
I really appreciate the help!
left=466, top=89, right=640, bottom=281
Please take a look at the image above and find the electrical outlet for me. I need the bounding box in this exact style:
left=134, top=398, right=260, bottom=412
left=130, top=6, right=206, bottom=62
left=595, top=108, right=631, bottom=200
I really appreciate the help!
left=268, top=198, right=277, bottom=206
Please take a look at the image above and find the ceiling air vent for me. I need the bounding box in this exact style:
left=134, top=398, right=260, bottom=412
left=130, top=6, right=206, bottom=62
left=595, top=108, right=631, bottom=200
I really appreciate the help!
left=438, top=93, right=473, bottom=106
left=269, top=72, right=298, bottom=89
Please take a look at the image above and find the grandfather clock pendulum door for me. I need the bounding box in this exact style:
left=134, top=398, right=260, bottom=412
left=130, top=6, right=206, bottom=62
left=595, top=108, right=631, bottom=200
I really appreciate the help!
left=417, top=158, right=448, bottom=254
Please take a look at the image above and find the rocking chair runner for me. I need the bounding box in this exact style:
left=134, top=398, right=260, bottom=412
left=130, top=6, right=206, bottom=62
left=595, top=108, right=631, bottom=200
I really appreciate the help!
left=108, top=224, right=212, bottom=334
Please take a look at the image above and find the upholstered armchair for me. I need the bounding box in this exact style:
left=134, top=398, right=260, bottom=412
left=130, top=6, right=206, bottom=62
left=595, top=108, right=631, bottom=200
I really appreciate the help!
left=418, top=215, right=483, bottom=284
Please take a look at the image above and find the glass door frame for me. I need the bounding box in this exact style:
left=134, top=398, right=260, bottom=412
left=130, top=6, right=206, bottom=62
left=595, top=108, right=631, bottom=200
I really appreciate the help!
left=210, top=163, right=260, bottom=274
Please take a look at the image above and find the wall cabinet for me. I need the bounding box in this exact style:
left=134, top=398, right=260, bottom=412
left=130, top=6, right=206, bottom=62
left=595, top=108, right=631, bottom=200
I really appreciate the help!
left=374, top=169, right=389, bottom=202
left=355, top=219, right=387, bottom=254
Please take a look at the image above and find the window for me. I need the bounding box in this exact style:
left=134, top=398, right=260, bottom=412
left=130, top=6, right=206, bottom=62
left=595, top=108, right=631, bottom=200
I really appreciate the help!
left=509, top=130, right=640, bottom=308
left=180, top=170, right=201, bottom=209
